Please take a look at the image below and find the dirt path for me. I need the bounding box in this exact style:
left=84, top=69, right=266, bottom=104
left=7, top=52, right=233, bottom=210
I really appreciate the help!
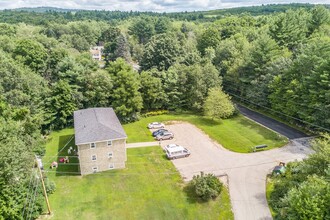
left=159, top=123, right=314, bottom=220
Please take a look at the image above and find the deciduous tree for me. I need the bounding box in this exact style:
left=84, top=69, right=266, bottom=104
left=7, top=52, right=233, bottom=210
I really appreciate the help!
left=197, top=27, right=221, bottom=56
left=13, top=39, right=47, bottom=73
left=204, top=88, right=235, bottom=119
left=128, top=16, right=155, bottom=44
left=280, top=176, right=330, bottom=220
left=140, top=70, right=165, bottom=111
left=141, top=33, right=181, bottom=71
left=45, top=80, right=81, bottom=129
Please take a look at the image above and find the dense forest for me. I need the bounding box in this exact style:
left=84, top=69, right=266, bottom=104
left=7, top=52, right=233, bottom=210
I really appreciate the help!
left=0, top=4, right=329, bottom=219
left=1, top=3, right=329, bottom=24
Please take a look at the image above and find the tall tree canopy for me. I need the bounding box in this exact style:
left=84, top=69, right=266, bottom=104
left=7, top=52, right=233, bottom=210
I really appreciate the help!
left=141, top=33, right=181, bottom=71
left=269, top=36, right=330, bottom=130
left=128, top=16, right=155, bottom=44
left=269, top=9, right=310, bottom=50
left=13, top=39, right=48, bottom=73
left=107, top=58, right=143, bottom=121
left=197, top=27, right=221, bottom=55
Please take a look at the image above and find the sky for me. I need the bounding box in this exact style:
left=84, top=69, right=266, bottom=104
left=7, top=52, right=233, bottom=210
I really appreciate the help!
left=0, top=0, right=328, bottom=12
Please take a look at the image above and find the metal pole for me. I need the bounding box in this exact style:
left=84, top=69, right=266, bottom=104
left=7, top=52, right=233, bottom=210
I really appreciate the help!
left=35, top=155, right=52, bottom=215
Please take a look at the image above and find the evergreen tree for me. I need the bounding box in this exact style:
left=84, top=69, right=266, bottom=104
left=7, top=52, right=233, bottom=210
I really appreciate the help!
left=270, top=9, right=310, bottom=50
left=107, top=58, right=143, bottom=121
left=114, top=33, right=131, bottom=62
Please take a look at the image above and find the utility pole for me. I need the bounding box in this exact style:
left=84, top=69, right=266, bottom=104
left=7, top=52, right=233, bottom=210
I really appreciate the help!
left=35, top=155, right=52, bottom=215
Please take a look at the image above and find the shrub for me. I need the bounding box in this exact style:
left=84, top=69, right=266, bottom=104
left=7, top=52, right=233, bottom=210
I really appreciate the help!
left=45, top=179, right=56, bottom=194
left=144, top=110, right=169, bottom=117
left=190, top=172, right=223, bottom=201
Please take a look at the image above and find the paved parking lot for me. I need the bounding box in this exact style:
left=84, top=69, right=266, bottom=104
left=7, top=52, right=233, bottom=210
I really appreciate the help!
left=157, top=123, right=313, bottom=220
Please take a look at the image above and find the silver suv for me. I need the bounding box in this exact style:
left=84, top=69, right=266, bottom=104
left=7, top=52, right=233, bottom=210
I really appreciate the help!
left=155, top=132, right=174, bottom=141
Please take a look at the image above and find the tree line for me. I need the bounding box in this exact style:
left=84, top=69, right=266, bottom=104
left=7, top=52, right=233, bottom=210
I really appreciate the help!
left=1, top=3, right=327, bottom=25
left=0, top=5, right=329, bottom=218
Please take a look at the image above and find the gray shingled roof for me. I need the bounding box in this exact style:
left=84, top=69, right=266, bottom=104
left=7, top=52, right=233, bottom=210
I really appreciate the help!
left=74, top=108, right=127, bottom=145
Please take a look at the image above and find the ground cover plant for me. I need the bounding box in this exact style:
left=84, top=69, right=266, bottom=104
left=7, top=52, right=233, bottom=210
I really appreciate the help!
left=123, top=113, right=288, bottom=153
left=42, top=129, right=234, bottom=220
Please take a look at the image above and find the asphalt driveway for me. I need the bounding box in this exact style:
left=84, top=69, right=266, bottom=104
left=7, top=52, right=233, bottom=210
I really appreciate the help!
left=158, top=123, right=313, bottom=220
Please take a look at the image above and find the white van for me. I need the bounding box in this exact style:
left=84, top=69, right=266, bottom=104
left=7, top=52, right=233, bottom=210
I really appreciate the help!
left=165, top=146, right=190, bottom=160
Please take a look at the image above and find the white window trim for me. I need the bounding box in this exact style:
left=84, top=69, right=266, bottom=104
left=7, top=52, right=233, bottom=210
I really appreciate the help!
left=90, top=142, right=96, bottom=149
left=107, top=140, right=112, bottom=146
left=78, top=137, right=126, bottom=146
left=91, top=154, right=97, bottom=161
left=109, top=163, right=114, bottom=169
left=108, top=152, right=113, bottom=158
left=92, top=166, right=98, bottom=173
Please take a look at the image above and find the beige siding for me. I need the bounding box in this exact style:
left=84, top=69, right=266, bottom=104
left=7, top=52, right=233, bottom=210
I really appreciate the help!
left=77, top=139, right=126, bottom=175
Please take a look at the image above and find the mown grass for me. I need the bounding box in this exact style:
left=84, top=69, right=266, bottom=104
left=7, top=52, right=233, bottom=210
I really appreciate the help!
left=43, top=129, right=234, bottom=220
left=123, top=113, right=288, bottom=153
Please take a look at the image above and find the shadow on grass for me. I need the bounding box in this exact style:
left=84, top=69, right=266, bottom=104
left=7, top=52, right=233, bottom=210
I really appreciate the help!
left=55, top=135, right=80, bottom=176
left=183, top=184, right=209, bottom=204
left=161, top=154, right=168, bottom=160
left=192, top=117, right=222, bottom=127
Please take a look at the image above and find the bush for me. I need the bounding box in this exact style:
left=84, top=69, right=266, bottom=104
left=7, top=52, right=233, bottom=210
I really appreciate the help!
left=45, top=179, right=56, bottom=194
left=190, top=172, right=223, bottom=201
left=143, top=110, right=169, bottom=117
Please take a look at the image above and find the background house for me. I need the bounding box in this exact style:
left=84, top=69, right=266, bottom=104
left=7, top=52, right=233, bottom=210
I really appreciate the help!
left=74, top=108, right=127, bottom=175
left=90, top=46, right=104, bottom=61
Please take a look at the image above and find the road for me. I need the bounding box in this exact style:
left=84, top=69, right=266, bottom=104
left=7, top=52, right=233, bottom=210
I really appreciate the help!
left=237, top=105, right=307, bottom=139
left=157, top=123, right=313, bottom=220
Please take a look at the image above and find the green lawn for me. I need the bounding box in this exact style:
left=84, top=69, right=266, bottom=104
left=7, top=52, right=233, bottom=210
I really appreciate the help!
left=123, top=113, right=288, bottom=153
left=43, top=129, right=234, bottom=220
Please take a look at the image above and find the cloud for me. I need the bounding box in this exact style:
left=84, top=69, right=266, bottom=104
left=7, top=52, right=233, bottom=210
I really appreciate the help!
left=0, top=0, right=327, bottom=12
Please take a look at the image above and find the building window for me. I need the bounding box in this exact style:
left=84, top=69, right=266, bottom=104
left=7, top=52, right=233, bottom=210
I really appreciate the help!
left=92, top=167, right=98, bottom=173
left=91, top=155, right=97, bottom=161
left=108, top=152, right=113, bottom=158
left=90, top=143, right=96, bottom=149
left=107, top=140, right=112, bottom=146
left=109, top=163, right=114, bottom=169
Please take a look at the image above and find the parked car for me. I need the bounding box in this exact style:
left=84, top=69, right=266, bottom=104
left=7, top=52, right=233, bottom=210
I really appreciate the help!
left=148, top=122, right=165, bottom=129
left=163, top=144, right=181, bottom=151
left=152, top=129, right=168, bottom=137
left=165, top=146, right=190, bottom=160
left=155, top=132, right=174, bottom=141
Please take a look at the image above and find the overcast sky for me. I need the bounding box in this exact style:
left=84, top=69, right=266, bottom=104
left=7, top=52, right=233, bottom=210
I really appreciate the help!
left=0, top=0, right=328, bottom=12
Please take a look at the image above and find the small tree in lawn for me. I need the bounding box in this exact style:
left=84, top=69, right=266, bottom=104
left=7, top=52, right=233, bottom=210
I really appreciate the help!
left=204, top=87, right=235, bottom=120
left=190, top=172, right=223, bottom=201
